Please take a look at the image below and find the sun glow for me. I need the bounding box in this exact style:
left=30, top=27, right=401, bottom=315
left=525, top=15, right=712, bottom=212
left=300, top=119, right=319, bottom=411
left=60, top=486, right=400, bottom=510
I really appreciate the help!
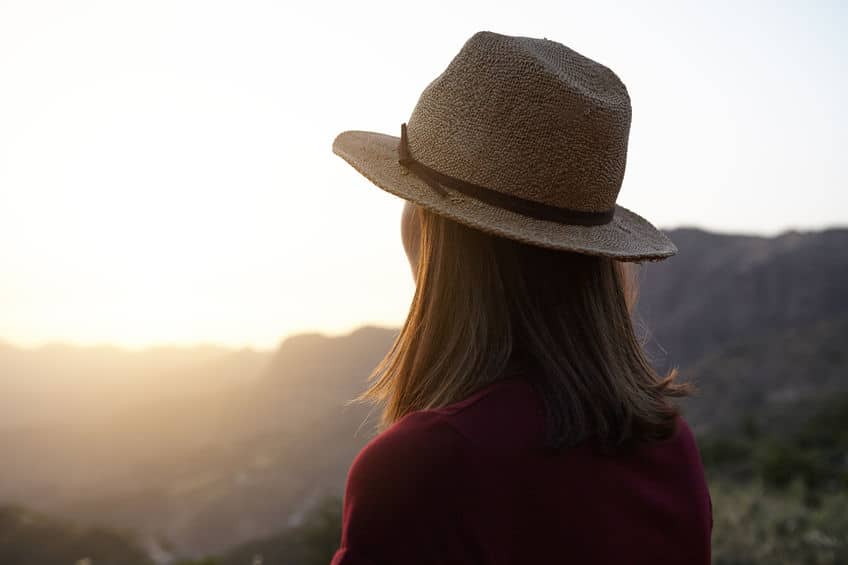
left=1, top=0, right=845, bottom=348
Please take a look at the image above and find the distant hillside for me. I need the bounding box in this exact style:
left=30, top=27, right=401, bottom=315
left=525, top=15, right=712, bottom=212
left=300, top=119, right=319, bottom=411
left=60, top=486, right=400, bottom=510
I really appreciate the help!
left=680, top=314, right=848, bottom=434
left=0, top=342, right=269, bottom=428
left=0, top=506, right=151, bottom=565
left=246, top=326, right=398, bottom=437
left=636, top=227, right=848, bottom=370
left=635, top=227, right=848, bottom=432
left=0, top=327, right=396, bottom=556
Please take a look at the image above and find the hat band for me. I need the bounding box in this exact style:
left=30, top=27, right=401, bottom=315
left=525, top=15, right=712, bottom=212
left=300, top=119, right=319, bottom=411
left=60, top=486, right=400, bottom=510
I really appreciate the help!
left=398, top=123, right=615, bottom=227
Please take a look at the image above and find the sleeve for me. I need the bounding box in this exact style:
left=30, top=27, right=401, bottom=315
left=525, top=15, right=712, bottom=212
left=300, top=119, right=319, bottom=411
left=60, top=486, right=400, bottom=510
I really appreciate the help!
left=330, top=412, right=469, bottom=565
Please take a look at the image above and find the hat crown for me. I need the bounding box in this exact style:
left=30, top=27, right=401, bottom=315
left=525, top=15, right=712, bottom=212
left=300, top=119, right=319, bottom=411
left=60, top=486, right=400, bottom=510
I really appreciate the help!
left=406, top=31, right=632, bottom=213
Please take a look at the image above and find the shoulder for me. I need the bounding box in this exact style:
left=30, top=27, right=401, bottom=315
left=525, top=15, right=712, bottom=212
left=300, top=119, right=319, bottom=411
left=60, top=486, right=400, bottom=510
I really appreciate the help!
left=337, top=410, right=469, bottom=559
left=346, top=410, right=467, bottom=498
left=335, top=411, right=478, bottom=563
left=429, top=378, right=546, bottom=450
left=345, top=379, right=543, bottom=500
left=351, top=378, right=544, bottom=476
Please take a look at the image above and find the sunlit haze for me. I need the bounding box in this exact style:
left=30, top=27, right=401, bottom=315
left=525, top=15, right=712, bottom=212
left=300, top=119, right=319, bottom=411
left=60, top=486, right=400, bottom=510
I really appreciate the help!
left=1, top=0, right=845, bottom=349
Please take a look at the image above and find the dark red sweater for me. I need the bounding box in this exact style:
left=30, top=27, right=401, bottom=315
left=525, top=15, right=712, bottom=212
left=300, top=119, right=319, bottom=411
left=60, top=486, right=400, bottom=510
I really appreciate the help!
left=331, top=378, right=712, bottom=564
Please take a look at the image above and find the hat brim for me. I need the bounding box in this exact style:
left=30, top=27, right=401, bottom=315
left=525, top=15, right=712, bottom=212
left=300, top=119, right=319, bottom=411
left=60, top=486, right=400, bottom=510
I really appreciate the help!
left=333, top=130, right=677, bottom=262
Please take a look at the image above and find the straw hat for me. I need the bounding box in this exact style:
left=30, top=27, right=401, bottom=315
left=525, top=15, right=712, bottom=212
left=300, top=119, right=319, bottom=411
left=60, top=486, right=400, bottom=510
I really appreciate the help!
left=332, top=31, right=677, bottom=261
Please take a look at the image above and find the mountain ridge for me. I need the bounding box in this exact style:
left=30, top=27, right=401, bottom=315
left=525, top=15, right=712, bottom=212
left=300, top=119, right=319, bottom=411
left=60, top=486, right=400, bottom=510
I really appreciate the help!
left=0, top=226, right=844, bottom=557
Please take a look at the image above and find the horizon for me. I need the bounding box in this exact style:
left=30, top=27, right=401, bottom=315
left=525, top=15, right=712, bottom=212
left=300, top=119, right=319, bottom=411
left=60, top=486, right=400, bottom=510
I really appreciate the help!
left=0, top=321, right=400, bottom=352
left=2, top=0, right=845, bottom=349
left=2, top=223, right=846, bottom=351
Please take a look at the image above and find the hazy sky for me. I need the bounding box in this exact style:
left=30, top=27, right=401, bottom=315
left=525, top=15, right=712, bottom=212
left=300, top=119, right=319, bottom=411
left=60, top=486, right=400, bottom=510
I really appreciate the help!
left=1, top=0, right=845, bottom=349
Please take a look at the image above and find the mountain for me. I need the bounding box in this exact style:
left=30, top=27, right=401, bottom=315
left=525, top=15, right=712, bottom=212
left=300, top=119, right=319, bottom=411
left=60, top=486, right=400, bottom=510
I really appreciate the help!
left=0, top=227, right=845, bottom=560
left=636, top=227, right=848, bottom=370
left=634, top=227, right=848, bottom=433
left=0, top=327, right=396, bottom=557
left=678, top=314, right=848, bottom=434
left=246, top=326, right=398, bottom=438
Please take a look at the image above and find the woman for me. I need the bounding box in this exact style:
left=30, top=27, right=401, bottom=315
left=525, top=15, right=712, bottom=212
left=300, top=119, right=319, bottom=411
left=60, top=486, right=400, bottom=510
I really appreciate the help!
left=330, top=31, right=712, bottom=564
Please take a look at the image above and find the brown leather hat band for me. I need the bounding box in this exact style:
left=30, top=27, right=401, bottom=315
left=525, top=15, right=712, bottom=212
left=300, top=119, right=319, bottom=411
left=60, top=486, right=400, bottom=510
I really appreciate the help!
left=398, top=123, right=615, bottom=227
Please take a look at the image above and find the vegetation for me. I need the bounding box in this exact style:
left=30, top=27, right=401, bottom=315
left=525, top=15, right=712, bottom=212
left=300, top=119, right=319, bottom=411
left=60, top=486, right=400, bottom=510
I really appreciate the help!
left=703, top=392, right=848, bottom=564
left=699, top=393, right=848, bottom=492
left=174, top=495, right=341, bottom=565
left=710, top=480, right=847, bottom=565
left=0, top=506, right=152, bottom=565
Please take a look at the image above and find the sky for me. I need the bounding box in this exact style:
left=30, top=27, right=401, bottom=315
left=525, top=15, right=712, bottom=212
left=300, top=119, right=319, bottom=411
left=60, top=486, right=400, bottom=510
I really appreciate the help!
left=0, top=0, right=845, bottom=349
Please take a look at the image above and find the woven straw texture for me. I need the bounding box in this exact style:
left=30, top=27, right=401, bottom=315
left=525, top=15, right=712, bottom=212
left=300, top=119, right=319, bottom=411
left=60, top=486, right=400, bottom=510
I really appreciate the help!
left=332, top=31, right=677, bottom=261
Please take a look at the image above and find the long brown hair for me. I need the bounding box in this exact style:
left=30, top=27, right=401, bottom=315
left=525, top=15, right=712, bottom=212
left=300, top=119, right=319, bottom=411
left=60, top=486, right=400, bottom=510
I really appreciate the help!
left=356, top=206, right=690, bottom=452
